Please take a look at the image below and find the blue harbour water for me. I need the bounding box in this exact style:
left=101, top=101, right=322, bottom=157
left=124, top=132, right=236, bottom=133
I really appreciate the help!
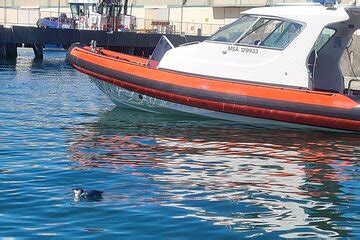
left=0, top=49, right=359, bottom=239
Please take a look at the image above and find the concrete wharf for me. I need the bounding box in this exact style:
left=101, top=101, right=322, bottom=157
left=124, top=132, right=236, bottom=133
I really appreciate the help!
left=0, top=25, right=206, bottom=59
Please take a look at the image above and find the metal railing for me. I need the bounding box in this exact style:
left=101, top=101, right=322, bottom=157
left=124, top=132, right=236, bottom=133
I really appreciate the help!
left=0, top=9, right=72, bottom=27
left=135, top=18, right=223, bottom=36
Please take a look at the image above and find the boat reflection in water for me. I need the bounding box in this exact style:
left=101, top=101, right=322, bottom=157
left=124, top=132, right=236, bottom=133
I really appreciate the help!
left=68, top=107, right=360, bottom=238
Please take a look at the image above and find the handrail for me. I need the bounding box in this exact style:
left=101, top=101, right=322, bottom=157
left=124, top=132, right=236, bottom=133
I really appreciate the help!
left=347, top=78, right=360, bottom=95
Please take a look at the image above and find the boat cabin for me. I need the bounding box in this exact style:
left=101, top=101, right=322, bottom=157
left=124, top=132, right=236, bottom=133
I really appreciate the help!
left=158, top=3, right=360, bottom=94
left=68, top=0, right=124, bottom=30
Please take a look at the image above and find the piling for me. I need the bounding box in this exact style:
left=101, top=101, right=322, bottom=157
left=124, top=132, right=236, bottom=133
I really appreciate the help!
left=0, top=43, right=6, bottom=59
left=32, top=44, right=44, bottom=60
left=5, top=44, right=17, bottom=59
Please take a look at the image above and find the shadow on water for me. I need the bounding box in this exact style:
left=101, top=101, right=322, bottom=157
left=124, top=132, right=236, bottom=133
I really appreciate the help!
left=68, top=107, right=360, bottom=238
left=0, top=49, right=72, bottom=74
left=0, top=58, right=17, bottom=69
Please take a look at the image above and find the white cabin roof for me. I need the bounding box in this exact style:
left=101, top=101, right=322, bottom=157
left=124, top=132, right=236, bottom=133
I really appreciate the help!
left=68, top=0, right=100, bottom=4
left=244, top=4, right=349, bottom=25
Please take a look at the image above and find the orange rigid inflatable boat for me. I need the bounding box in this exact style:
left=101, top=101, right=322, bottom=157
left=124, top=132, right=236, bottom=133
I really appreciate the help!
left=65, top=1, right=360, bottom=133
left=66, top=44, right=360, bottom=132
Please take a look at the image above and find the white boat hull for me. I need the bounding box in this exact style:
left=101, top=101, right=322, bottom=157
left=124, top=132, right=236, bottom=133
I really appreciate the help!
left=91, top=77, right=341, bottom=131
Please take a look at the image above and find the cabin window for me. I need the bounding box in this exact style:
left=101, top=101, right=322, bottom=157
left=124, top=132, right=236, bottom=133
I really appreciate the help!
left=315, top=28, right=336, bottom=51
left=79, top=4, right=85, bottom=16
left=259, top=22, right=302, bottom=48
left=208, top=15, right=258, bottom=43
left=70, top=4, right=80, bottom=20
left=207, top=15, right=303, bottom=49
left=237, top=19, right=302, bottom=49
left=238, top=19, right=283, bottom=46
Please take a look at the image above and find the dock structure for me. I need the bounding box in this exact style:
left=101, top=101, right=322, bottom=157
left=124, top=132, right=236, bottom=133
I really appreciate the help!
left=0, top=25, right=206, bottom=60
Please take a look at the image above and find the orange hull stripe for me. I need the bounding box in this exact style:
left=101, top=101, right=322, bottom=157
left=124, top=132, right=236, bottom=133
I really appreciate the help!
left=83, top=46, right=148, bottom=65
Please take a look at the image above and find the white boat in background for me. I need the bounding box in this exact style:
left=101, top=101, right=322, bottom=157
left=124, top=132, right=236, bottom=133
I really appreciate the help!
left=68, top=0, right=135, bottom=31
left=67, top=1, right=360, bottom=132
left=38, top=0, right=136, bottom=32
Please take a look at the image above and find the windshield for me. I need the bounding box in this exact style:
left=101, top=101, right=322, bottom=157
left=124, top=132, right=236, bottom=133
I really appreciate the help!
left=208, top=15, right=303, bottom=50
left=208, top=15, right=258, bottom=43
